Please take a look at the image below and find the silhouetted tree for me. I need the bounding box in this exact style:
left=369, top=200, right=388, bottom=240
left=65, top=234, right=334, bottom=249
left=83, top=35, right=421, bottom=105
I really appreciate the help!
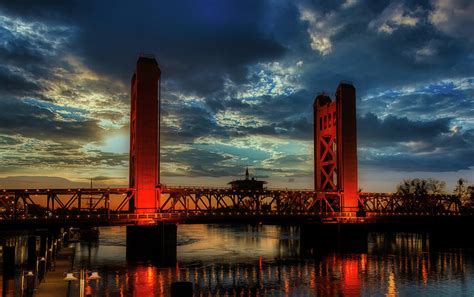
left=454, top=178, right=469, bottom=205
left=468, top=186, right=474, bottom=205
left=396, top=178, right=445, bottom=195
left=395, top=178, right=446, bottom=212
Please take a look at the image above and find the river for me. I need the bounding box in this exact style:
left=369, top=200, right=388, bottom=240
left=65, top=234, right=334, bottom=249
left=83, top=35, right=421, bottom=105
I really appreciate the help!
left=65, top=224, right=474, bottom=296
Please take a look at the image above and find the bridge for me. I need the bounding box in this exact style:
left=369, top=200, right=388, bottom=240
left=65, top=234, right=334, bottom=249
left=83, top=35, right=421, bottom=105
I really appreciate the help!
left=0, top=187, right=465, bottom=224
left=1, top=55, right=472, bottom=266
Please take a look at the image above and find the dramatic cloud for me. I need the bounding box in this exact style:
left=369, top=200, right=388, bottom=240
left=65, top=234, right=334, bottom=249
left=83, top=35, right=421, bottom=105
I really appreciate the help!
left=429, top=0, right=474, bottom=42
left=299, top=7, right=340, bottom=55
left=358, top=113, right=474, bottom=171
left=368, top=2, right=421, bottom=34
left=0, top=0, right=473, bottom=191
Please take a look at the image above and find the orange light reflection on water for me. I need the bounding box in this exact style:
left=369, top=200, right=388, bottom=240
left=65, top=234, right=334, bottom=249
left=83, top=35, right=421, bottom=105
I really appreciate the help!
left=341, top=257, right=361, bottom=296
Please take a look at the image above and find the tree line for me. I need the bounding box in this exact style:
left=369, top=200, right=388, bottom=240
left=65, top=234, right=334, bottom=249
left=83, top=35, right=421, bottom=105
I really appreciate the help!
left=396, top=178, right=474, bottom=206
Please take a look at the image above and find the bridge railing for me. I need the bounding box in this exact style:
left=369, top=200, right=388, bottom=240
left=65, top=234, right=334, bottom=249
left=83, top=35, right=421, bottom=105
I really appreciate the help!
left=359, top=192, right=464, bottom=213
left=0, top=188, right=343, bottom=218
left=0, top=188, right=471, bottom=221
left=0, top=210, right=361, bottom=222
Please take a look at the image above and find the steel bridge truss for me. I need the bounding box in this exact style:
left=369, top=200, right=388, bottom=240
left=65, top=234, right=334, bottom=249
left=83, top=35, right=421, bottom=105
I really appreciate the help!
left=0, top=188, right=341, bottom=218
left=0, top=188, right=466, bottom=219
left=0, top=188, right=132, bottom=218
left=159, top=188, right=340, bottom=213
left=359, top=192, right=463, bottom=213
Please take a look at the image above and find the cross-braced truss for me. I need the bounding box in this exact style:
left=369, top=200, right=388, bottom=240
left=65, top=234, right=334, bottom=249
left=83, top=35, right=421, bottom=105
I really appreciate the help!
left=319, top=135, right=337, bottom=190
left=359, top=192, right=463, bottom=213
left=0, top=187, right=341, bottom=218
left=0, top=188, right=469, bottom=220
left=158, top=188, right=340, bottom=214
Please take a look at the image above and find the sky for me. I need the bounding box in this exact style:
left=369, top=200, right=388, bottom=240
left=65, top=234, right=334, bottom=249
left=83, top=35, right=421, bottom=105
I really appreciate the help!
left=0, top=0, right=473, bottom=192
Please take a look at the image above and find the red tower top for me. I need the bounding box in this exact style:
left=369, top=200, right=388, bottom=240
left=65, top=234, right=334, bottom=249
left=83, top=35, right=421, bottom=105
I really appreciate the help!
left=314, top=83, right=358, bottom=212
left=129, top=56, right=161, bottom=213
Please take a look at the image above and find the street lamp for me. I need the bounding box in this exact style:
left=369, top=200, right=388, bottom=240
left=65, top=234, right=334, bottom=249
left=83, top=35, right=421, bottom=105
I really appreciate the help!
left=64, top=272, right=78, bottom=297
left=63, top=269, right=101, bottom=297
left=21, top=271, right=35, bottom=296
left=88, top=271, right=101, bottom=280
left=63, top=272, right=78, bottom=281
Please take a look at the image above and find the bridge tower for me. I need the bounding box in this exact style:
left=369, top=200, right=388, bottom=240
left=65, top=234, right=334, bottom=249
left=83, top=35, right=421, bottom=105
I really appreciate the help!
left=314, top=82, right=358, bottom=212
left=129, top=55, right=161, bottom=213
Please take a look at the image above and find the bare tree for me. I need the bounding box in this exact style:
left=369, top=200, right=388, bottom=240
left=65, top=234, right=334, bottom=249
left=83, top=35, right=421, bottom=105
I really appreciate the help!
left=396, top=178, right=445, bottom=195
left=454, top=178, right=469, bottom=205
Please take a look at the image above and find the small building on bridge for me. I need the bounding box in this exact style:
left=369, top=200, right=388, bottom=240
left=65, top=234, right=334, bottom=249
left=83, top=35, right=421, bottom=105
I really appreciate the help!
left=228, top=168, right=267, bottom=191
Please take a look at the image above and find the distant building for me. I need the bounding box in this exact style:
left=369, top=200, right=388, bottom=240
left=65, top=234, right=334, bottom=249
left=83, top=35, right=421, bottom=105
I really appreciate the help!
left=228, top=168, right=267, bottom=190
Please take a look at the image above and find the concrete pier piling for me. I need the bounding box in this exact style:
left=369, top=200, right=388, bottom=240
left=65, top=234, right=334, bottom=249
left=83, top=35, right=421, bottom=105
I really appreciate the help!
left=2, top=245, right=15, bottom=278
left=300, top=223, right=368, bottom=253
left=27, top=235, right=37, bottom=271
left=126, top=223, right=177, bottom=266
left=171, top=281, right=193, bottom=297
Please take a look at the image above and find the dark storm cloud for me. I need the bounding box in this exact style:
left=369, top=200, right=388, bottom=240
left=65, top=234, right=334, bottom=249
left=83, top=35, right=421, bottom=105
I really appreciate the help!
left=0, top=0, right=287, bottom=98
left=294, top=0, right=474, bottom=97
left=0, top=7, right=74, bottom=77
left=429, top=0, right=474, bottom=43
left=359, top=85, right=474, bottom=121
left=0, top=98, right=103, bottom=142
left=202, top=90, right=314, bottom=140
left=358, top=112, right=451, bottom=146
left=161, top=99, right=228, bottom=145
left=161, top=89, right=315, bottom=145
left=358, top=113, right=474, bottom=171
left=0, top=66, right=40, bottom=96
left=1, top=0, right=473, bottom=185
left=0, top=0, right=75, bottom=20
left=233, top=117, right=312, bottom=141
left=361, top=148, right=473, bottom=172
left=162, top=148, right=240, bottom=177
left=75, top=0, right=286, bottom=96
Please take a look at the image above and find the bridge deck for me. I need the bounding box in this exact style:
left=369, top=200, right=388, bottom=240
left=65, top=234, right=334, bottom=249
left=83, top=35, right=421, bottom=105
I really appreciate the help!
left=0, top=187, right=469, bottom=228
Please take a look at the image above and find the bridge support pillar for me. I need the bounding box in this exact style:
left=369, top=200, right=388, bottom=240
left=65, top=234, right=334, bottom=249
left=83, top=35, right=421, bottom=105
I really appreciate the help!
left=27, top=236, right=37, bottom=271
left=126, top=223, right=177, bottom=266
left=300, top=223, right=367, bottom=253
left=37, top=232, right=48, bottom=281
left=428, top=217, right=474, bottom=248
left=129, top=56, right=162, bottom=213
left=2, top=245, right=15, bottom=277
left=313, top=83, right=359, bottom=212
left=2, top=245, right=15, bottom=296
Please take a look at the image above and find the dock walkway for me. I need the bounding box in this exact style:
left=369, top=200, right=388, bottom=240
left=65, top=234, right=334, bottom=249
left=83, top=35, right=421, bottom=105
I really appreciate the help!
left=35, top=246, right=75, bottom=297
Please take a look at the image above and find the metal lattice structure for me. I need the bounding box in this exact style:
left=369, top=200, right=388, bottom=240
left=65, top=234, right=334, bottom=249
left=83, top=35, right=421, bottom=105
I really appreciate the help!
left=0, top=188, right=342, bottom=219
left=0, top=188, right=469, bottom=222
left=359, top=192, right=463, bottom=213
left=159, top=188, right=341, bottom=213
left=313, top=83, right=359, bottom=212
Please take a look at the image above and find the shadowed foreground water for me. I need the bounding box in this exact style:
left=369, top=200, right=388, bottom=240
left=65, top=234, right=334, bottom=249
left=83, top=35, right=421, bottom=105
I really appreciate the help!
left=71, top=225, right=474, bottom=296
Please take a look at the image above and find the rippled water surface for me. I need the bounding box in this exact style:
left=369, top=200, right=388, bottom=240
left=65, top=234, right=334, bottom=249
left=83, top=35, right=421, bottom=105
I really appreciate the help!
left=67, top=225, right=474, bottom=296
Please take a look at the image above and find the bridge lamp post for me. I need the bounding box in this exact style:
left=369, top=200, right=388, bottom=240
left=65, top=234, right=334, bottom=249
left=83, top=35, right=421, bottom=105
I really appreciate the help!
left=64, top=269, right=101, bottom=297
left=64, top=272, right=78, bottom=297
left=38, top=256, right=47, bottom=280
left=20, top=270, right=35, bottom=296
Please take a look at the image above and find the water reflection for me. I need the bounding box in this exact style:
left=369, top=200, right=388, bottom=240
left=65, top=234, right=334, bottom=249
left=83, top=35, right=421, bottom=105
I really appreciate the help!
left=63, top=225, right=474, bottom=296
left=1, top=226, right=474, bottom=296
